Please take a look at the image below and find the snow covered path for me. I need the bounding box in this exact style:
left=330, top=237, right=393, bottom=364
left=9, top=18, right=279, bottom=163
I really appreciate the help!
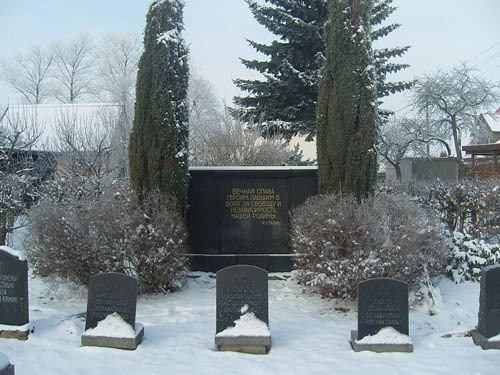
left=3, top=273, right=499, bottom=374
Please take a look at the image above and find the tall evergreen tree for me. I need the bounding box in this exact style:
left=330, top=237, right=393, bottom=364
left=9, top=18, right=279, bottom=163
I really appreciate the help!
left=234, top=0, right=410, bottom=140
left=128, top=0, right=189, bottom=212
left=316, top=0, right=377, bottom=198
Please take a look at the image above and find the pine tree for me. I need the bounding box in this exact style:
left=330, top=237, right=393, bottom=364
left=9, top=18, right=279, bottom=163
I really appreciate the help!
left=316, top=0, right=377, bottom=198
left=234, top=0, right=410, bottom=140
left=128, top=0, right=189, bottom=212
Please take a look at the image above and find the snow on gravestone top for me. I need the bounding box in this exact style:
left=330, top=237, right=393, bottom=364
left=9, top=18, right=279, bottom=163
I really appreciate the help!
left=478, top=264, right=500, bottom=339
left=216, top=265, right=269, bottom=334
left=85, top=273, right=138, bottom=331
left=0, top=247, right=29, bottom=326
left=357, top=278, right=409, bottom=340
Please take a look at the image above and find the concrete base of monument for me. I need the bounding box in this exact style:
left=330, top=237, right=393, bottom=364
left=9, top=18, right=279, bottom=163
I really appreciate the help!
left=350, top=330, right=413, bottom=353
left=471, top=329, right=500, bottom=350
left=189, top=254, right=294, bottom=273
left=0, top=323, right=34, bottom=341
left=215, top=335, right=272, bottom=354
left=81, top=323, right=144, bottom=350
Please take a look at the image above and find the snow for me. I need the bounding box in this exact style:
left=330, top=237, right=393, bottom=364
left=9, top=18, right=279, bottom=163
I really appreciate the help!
left=356, top=327, right=412, bottom=345
left=2, top=273, right=499, bottom=374
left=0, top=246, right=26, bottom=261
left=0, top=353, right=10, bottom=369
left=215, top=309, right=270, bottom=337
left=0, top=323, right=33, bottom=331
left=83, top=313, right=136, bottom=339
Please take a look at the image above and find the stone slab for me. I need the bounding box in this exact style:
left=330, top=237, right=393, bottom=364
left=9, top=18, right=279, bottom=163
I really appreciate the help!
left=215, top=335, right=272, bottom=354
left=0, top=323, right=34, bottom=340
left=85, top=273, right=138, bottom=331
left=357, top=278, right=409, bottom=340
left=471, top=329, right=500, bottom=350
left=216, top=265, right=268, bottom=334
left=81, top=324, right=144, bottom=350
left=0, top=249, right=29, bottom=326
left=477, top=265, right=500, bottom=339
left=350, top=330, right=413, bottom=353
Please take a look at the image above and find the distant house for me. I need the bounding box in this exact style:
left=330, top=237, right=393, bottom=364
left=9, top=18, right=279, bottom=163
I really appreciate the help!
left=471, top=107, right=500, bottom=145
left=462, top=107, right=500, bottom=177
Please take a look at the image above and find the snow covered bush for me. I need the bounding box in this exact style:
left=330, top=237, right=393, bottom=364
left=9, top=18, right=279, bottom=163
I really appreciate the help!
left=382, top=178, right=500, bottom=283
left=446, top=231, right=500, bottom=282
left=290, top=193, right=447, bottom=300
left=25, top=179, right=188, bottom=294
left=126, top=191, right=188, bottom=294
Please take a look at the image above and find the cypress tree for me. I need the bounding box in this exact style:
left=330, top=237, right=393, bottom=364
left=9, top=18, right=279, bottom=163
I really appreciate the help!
left=128, top=0, right=189, bottom=212
left=234, top=0, right=410, bottom=140
left=316, top=0, right=377, bottom=198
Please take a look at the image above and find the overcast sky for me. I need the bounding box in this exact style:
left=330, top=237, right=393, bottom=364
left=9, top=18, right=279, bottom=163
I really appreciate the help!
left=1, top=0, right=499, bottom=112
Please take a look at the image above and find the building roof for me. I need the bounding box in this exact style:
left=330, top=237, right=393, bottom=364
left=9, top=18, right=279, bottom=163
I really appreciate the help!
left=481, top=113, right=500, bottom=133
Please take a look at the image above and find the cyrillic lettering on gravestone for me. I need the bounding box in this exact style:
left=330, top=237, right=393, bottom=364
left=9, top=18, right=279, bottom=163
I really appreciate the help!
left=0, top=247, right=28, bottom=326
left=216, top=265, right=268, bottom=334
left=478, top=265, right=500, bottom=339
left=357, top=278, right=409, bottom=340
left=85, top=273, right=137, bottom=331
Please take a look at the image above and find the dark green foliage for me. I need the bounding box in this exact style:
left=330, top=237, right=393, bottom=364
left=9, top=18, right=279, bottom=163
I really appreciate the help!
left=234, top=0, right=411, bottom=140
left=316, top=0, right=377, bottom=198
left=129, top=0, right=189, bottom=212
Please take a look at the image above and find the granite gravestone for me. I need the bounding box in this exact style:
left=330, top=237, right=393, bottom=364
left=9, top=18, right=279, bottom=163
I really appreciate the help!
left=82, top=272, right=144, bottom=350
left=215, top=265, right=271, bottom=354
left=351, top=278, right=412, bottom=353
left=0, top=247, right=31, bottom=340
left=357, top=278, right=409, bottom=339
left=85, top=272, right=137, bottom=330
left=472, top=265, right=500, bottom=349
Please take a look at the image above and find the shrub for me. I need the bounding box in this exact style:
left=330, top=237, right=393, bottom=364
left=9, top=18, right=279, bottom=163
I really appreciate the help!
left=446, top=231, right=500, bottom=282
left=386, top=178, right=500, bottom=282
left=290, top=193, right=447, bottom=300
left=25, top=179, right=188, bottom=294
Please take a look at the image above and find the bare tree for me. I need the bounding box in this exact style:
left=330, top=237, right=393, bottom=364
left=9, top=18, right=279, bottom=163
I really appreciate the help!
left=51, top=33, right=94, bottom=103
left=412, top=64, right=500, bottom=171
left=94, top=32, right=141, bottom=177
left=191, top=106, right=297, bottom=166
left=50, top=106, right=116, bottom=183
left=0, top=105, right=55, bottom=244
left=377, top=117, right=419, bottom=181
left=0, top=44, right=53, bottom=104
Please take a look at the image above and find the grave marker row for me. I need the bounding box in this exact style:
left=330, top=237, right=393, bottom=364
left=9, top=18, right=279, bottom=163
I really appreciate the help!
left=4, top=247, right=500, bottom=354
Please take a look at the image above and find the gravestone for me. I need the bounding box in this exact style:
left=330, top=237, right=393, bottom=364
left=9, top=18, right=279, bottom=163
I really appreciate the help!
left=82, top=273, right=144, bottom=350
left=351, top=278, right=413, bottom=353
left=215, top=265, right=271, bottom=354
left=471, top=265, right=500, bottom=349
left=0, top=246, right=32, bottom=340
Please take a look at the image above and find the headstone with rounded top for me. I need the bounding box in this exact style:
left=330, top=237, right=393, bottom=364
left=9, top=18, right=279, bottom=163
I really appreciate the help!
left=351, top=278, right=413, bottom=353
left=215, top=265, right=271, bottom=354
left=81, top=272, right=144, bottom=350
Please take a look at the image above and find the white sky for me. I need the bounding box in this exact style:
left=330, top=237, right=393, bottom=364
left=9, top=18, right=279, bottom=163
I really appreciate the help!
left=1, top=0, right=499, bottom=113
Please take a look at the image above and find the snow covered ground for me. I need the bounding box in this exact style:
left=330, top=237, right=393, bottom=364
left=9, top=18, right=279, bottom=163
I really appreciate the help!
left=2, top=272, right=499, bottom=374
